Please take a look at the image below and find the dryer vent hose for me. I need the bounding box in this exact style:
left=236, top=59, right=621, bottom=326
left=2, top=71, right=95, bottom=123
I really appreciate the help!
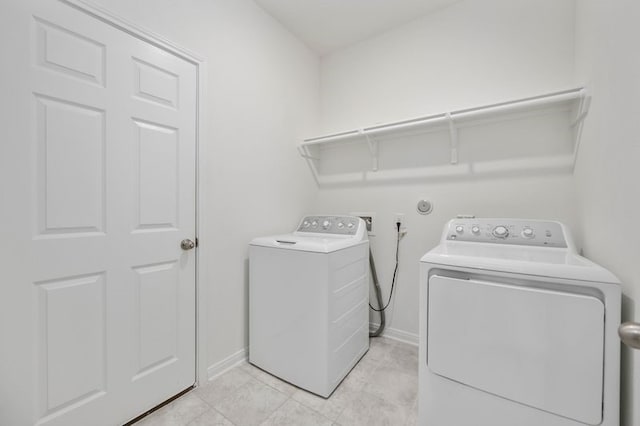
left=369, top=247, right=385, bottom=337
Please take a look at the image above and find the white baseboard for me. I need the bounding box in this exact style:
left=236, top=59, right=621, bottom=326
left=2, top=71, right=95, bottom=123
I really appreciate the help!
left=205, top=326, right=417, bottom=383
left=369, top=323, right=419, bottom=346
left=206, top=347, right=248, bottom=382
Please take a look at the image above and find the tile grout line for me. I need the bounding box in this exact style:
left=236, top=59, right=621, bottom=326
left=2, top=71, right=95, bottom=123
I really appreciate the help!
left=185, top=404, right=238, bottom=426
left=189, top=383, right=241, bottom=426
left=172, top=339, right=418, bottom=426
left=292, top=396, right=345, bottom=425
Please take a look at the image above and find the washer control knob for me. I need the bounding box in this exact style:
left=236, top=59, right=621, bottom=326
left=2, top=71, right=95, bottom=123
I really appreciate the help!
left=492, top=225, right=509, bottom=238
left=322, top=220, right=331, bottom=230
left=337, top=222, right=344, bottom=229
left=302, top=220, right=310, bottom=228
left=471, top=226, right=480, bottom=234
left=311, top=220, right=318, bottom=228
left=522, top=228, right=535, bottom=238
left=347, top=222, right=355, bottom=229
left=455, top=225, right=464, bottom=234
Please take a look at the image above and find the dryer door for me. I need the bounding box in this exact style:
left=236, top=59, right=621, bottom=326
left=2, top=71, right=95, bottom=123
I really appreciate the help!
left=427, top=275, right=604, bottom=425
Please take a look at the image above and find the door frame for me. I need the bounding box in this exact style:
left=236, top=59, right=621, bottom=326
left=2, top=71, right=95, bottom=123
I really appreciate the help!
left=61, top=0, right=209, bottom=386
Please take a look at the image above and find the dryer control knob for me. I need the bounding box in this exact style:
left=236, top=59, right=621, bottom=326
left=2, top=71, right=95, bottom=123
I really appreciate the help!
left=455, top=225, right=464, bottom=234
left=471, top=226, right=480, bottom=234
left=322, top=220, right=331, bottom=230
left=493, top=226, right=509, bottom=238
left=522, top=228, right=535, bottom=238
left=302, top=220, right=310, bottom=228
left=347, top=222, right=355, bottom=229
left=337, top=222, right=344, bottom=229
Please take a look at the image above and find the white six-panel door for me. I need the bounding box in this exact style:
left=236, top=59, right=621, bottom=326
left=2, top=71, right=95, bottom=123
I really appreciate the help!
left=0, top=1, right=197, bottom=425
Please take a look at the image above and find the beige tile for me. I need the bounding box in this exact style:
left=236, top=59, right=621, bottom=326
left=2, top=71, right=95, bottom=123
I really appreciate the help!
left=388, top=343, right=419, bottom=376
left=366, top=338, right=419, bottom=375
left=291, top=389, right=340, bottom=420
left=366, top=364, right=418, bottom=407
left=372, top=336, right=398, bottom=346
left=240, top=362, right=298, bottom=396
left=342, top=353, right=379, bottom=383
left=196, top=367, right=254, bottom=406
left=260, top=399, right=333, bottom=426
left=365, top=337, right=397, bottom=363
left=291, top=373, right=366, bottom=421
left=404, top=397, right=419, bottom=426
left=135, top=392, right=210, bottom=426
left=187, top=409, right=235, bottom=426
left=213, top=379, right=288, bottom=426
left=338, top=369, right=368, bottom=393
left=335, top=390, right=411, bottom=426
left=138, top=340, right=419, bottom=426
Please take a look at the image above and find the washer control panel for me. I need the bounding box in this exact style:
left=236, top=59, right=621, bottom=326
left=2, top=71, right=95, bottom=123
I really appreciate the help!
left=446, top=218, right=567, bottom=248
left=297, top=215, right=360, bottom=235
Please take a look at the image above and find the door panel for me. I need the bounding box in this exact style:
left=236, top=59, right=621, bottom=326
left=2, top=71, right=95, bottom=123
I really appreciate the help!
left=34, top=17, right=106, bottom=87
left=34, top=95, right=106, bottom=235
left=2, top=1, right=197, bottom=425
left=37, top=273, right=106, bottom=416
left=133, top=58, right=179, bottom=109
left=133, top=261, right=179, bottom=380
left=133, top=119, right=179, bottom=230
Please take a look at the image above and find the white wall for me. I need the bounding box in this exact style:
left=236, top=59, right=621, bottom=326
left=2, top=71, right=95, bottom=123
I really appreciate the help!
left=313, top=0, right=579, bottom=341
left=320, top=0, right=576, bottom=133
left=574, top=2, right=640, bottom=425
left=91, top=0, right=320, bottom=374
left=315, top=176, right=578, bottom=342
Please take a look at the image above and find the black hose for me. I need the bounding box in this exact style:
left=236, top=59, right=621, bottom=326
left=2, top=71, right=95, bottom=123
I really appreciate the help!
left=369, top=222, right=402, bottom=337
left=368, top=247, right=386, bottom=337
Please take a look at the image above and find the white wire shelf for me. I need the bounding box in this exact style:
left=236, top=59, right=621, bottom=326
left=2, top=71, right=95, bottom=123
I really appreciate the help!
left=298, top=88, right=590, bottom=184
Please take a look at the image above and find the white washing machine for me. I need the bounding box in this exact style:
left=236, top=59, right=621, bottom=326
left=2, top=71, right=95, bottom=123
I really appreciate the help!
left=419, top=218, right=621, bottom=426
left=249, top=215, right=369, bottom=398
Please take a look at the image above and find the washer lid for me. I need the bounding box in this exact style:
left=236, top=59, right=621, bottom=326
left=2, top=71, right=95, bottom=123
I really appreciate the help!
left=421, top=242, right=620, bottom=284
left=250, top=233, right=366, bottom=253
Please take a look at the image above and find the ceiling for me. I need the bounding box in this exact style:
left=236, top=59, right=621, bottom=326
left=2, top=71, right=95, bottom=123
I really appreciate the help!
left=253, top=0, right=461, bottom=55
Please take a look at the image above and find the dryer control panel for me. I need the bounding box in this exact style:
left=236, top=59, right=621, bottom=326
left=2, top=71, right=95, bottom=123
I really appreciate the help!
left=445, top=218, right=567, bottom=248
left=296, top=215, right=360, bottom=235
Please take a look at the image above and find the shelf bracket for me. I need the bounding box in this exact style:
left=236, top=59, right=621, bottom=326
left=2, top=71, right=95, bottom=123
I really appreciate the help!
left=571, top=110, right=589, bottom=128
left=446, top=112, right=459, bottom=165
left=297, top=145, right=320, bottom=161
left=361, top=129, right=379, bottom=172
left=572, top=93, right=592, bottom=169
left=571, top=93, right=591, bottom=128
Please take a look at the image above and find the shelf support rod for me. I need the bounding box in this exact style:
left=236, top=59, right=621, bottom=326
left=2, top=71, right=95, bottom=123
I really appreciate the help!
left=571, top=90, right=590, bottom=128
left=297, top=145, right=320, bottom=161
left=446, top=112, right=459, bottom=165
left=571, top=110, right=589, bottom=128
left=572, top=93, right=591, bottom=169
left=299, top=153, right=321, bottom=160
left=361, top=129, right=379, bottom=172
left=297, top=145, right=321, bottom=184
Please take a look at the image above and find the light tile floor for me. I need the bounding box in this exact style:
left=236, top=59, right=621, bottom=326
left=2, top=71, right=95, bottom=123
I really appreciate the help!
left=135, top=337, right=418, bottom=426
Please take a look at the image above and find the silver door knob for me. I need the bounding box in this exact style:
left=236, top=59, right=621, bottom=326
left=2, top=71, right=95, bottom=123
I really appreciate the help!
left=180, top=239, right=196, bottom=251
left=619, top=322, right=640, bottom=349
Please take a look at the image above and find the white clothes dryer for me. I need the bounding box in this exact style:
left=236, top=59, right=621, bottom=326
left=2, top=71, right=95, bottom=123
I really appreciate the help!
left=249, top=215, right=369, bottom=398
left=419, top=218, right=620, bottom=426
